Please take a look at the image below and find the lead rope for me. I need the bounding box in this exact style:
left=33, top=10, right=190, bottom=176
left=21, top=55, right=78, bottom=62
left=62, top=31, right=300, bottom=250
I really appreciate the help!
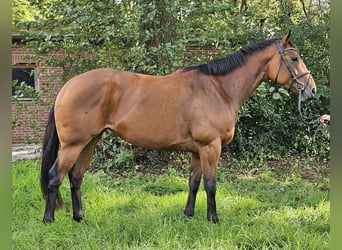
left=297, top=89, right=319, bottom=125
left=297, top=90, right=330, bottom=145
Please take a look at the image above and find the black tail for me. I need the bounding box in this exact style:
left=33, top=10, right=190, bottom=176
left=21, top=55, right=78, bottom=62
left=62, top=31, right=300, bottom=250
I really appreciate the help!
left=40, top=104, right=63, bottom=208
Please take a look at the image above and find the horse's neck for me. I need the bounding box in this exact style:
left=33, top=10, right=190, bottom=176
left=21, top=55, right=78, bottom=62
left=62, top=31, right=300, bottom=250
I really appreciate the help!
left=219, top=48, right=274, bottom=109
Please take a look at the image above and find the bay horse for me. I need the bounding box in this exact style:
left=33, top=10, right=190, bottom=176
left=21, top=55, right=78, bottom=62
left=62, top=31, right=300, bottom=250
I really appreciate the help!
left=41, top=31, right=316, bottom=223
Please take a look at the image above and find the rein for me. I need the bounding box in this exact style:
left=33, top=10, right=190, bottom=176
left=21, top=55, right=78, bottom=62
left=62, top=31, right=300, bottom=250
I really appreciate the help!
left=297, top=90, right=320, bottom=125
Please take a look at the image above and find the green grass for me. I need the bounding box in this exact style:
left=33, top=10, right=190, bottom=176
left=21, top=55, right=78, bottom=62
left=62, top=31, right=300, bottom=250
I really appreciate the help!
left=12, top=159, right=329, bottom=249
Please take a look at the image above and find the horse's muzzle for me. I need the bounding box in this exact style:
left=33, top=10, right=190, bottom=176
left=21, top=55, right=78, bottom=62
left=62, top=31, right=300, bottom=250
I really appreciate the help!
left=300, top=85, right=316, bottom=101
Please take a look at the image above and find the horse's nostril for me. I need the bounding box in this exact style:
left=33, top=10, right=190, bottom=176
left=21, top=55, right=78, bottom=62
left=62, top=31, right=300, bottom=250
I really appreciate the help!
left=312, top=88, right=316, bottom=95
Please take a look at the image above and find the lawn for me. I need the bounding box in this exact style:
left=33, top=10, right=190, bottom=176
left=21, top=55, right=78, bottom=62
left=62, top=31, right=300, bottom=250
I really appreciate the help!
left=12, top=159, right=329, bottom=249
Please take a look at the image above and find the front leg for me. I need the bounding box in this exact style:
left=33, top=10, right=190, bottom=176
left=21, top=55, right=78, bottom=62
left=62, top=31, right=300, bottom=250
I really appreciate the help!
left=204, top=176, right=218, bottom=223
left=198, top=137, right=221, bottom=223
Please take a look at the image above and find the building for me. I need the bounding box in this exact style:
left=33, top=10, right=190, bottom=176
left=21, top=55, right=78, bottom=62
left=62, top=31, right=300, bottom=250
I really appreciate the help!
left=12, top=35, right=62, bottom=145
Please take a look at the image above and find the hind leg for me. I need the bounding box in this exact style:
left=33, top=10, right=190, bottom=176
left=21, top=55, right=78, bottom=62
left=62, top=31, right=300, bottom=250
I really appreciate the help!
left=69, top=136, right=100, bottom=222
left=43, top=145, right=83, bottom=223
left=43, top=158, right=61, bottom=223
left=184, top=153, right=202, bottom=217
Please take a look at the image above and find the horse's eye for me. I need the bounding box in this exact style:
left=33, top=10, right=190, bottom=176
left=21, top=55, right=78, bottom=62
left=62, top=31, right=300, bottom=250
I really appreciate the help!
left=291, top=57, right=298, bottom=62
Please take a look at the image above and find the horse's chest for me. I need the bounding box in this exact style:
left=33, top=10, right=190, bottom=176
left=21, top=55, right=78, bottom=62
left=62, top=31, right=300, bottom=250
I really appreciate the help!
left=217, top=112, right=237, bottom=145
left=222, top=126, right=235, bottom=145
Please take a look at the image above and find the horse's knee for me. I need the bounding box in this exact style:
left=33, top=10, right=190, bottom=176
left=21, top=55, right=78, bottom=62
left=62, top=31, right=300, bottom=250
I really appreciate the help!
left=190, top=180, right=200, bottom=192
left=189, top=178, right=201, bottom=192
left=204, top=178, right=216, bottom=196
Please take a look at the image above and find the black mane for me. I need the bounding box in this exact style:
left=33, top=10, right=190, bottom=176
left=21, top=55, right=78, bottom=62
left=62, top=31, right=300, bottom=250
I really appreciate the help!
left=183, top=38, right=278, bottom=75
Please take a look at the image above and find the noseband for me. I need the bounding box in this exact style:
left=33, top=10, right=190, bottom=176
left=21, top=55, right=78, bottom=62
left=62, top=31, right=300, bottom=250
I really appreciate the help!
left=274, top=40, right=311, bottom=95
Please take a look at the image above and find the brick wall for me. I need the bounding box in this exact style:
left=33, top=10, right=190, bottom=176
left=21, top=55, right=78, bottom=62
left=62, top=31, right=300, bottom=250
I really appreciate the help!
left=12, top=43, right=63, bottom=145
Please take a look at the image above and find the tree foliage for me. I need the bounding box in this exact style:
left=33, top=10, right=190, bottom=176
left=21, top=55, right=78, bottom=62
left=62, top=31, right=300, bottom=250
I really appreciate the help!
left=13, top=0, right=330, bottom=168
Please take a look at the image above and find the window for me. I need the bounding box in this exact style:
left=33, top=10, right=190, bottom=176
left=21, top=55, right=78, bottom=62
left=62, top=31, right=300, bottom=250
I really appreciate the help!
left=12, top=65, right=36, bottom=98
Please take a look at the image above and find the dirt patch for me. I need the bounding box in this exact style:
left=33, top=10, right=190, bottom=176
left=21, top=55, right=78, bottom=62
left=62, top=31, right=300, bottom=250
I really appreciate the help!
left=12, top=144, right=42, bottom=162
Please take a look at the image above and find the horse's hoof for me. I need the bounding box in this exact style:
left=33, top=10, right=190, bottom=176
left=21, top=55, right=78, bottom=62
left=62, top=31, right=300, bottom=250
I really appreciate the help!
left=73, top=216, right=83, bottom=222
left=73, top=212, right=84, bottom=222
left=42, top=217, right=54, bottom=223
left=207, top=214, right=219, bottom=224
left=183, top=209, right=194, bottom=218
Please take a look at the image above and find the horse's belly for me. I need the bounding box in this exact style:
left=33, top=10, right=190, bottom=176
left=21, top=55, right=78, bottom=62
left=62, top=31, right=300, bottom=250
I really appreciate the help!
left=110, top=116, right=195, bottom=151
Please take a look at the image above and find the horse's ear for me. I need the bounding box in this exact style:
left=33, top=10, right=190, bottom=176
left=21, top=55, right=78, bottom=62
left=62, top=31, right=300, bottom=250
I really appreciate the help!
left=281, top=29, right=292, bottom=45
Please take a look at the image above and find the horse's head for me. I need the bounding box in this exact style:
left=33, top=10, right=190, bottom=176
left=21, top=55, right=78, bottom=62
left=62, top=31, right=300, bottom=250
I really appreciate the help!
left=267, top=30, right=316, bottom=101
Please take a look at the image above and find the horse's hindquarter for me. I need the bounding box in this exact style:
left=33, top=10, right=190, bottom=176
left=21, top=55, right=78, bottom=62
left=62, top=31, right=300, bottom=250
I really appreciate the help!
left=54, top=69, right=120, bottom=146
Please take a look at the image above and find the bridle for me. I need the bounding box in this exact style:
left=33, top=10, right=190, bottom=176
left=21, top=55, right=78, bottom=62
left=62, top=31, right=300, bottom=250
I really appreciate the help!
left=274, top=40, right=318, bottom=124
left=274, top=40, right=311, bottom=95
